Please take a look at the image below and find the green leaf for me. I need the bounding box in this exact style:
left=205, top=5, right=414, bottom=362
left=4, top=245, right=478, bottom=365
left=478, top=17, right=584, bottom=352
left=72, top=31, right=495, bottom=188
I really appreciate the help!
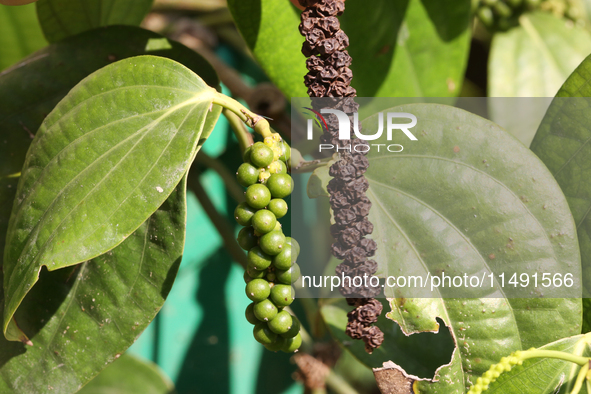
left=489, top=13, right=591, bottom=97
left=227, top=0, right=471, bottom=98
left=307, top=163, right=331, bottom=199
left=36, top=0, right=153, bottom=43
left=0, top=175, right=188, bottom=393
left=488, top=13, right=591, bottom=147
left=530, top=54, right=591, bottom=299
left=2, top=55, right=218, bottom=340
left=0, top=24, right=218, bottom=285
left=78, top=354, right=174, bottom=394
left=485, top=334, right=590, bottom=394
left=0, top=3, right=48, bottom=70
left=0, top=25, right=218, bottom=181
left=323, top=104, right=581, bottom=392
left=0, top=27, right=220, bottom=392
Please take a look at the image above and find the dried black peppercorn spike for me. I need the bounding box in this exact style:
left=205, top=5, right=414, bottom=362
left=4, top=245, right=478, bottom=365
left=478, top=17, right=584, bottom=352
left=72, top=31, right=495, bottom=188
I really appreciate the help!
left=299, top=0, right=383, bottom=353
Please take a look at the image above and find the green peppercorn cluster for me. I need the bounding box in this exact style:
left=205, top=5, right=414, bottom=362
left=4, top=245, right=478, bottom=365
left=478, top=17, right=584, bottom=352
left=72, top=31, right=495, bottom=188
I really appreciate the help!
left=235, top=133, right=302, bottom=353
left=476, top=0, right=584, bottom=31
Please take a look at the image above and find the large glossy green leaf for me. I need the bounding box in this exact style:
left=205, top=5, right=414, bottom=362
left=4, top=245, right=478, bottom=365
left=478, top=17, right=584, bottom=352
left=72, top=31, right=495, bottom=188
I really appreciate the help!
left=0, top=26, right=219, bottom=393
left=0, top=3, right=47, bottom=70
left=485, top=334, right=590, bottom=394
left=0, top=25, right=218, bottom=299
left=78, top=354, right=174, bottom=394
left=2, top=55, right=218, bottom=340
left=0, top=176, right=187, bottom=393
left=489, top=12, right=591, bottom=97
left=227, top=0, right=471, bottom=98
left=0, top=25, right=218, bottom=182
left=320, top=104, right=581, bottom=392
left=36, top=0, right=153, bottom=43
left=530, top=54, right=591, bottom=299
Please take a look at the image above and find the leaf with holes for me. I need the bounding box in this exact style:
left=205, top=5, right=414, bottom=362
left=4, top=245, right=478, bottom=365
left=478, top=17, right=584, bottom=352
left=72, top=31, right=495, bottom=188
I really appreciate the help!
left=36, top=0, right=153, bottom=43
left=323, top=104, right=581, bottom=391
left=2, top=55, right=219, bottom=341
left=227, top=0, right=471, bottom=98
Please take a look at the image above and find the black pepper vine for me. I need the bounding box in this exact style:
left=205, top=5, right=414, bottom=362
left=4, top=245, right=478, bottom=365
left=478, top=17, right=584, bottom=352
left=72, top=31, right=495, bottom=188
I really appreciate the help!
left=298, top=0, right=384, bottom=353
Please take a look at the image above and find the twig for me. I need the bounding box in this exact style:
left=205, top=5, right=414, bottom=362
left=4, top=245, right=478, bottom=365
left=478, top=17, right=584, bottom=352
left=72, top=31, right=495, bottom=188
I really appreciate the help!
left=188, top=171, right=247, bottom=269
left=222, top=108, right=253, bottom=154
left=293, top=157, right=333, bottom=173
left=325, top=370, right=359, bottom=394
left=213, top=92, right=272, bottom=138
left=195, top=152, right=244, bottom=203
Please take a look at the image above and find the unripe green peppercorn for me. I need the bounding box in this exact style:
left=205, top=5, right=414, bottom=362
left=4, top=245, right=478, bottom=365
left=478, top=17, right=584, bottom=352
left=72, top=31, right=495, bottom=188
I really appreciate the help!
left=266, top=174, right=293, bottom=199
left=247, top=246, right=273, bottom=271
left=237, top=226, right=258, bottom=251
left=245, top=303, right=259, bottom=325
left=264, top=336, right=285, bottom=352
left=234, top=202, right=257, bottom=226
left=281, top=315, right=300, bottom=338
left=270, top=284, right=294, bottom=307
left=253, top=299, right=278, bottom=322
left=268, top=199, right=288, bottom=219
left=259, top=230, right=286, bottom=255
left=245, top=184, right=271, bottom=209
left=281, top=333, right=302, bottom=353
left=251, top=143, right=275, bottom=168
left=268, top=310, right=293, bottom=334
left=245, top=266, right=267, bottom=280
left=285, top=237, right=300, bottom=256
left=252, top=209, right=277, bottom=235
left=243, top=145, right=253, bottom=164
left=253, top=322, right=277, bottom=345
left=279, top=141, right=291, bottom=162
left=276, top=263, right=300, bottom=284
left=273, top=245, right=292, bottom=270
left=245, top=279, right=270, bottom=302
left=236, top=163, right=259, bottom=187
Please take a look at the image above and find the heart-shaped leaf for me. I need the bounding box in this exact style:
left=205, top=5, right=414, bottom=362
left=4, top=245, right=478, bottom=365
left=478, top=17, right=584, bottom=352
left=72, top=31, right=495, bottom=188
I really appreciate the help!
left=530, top=54, right=591, bottom=298
left=227, top=0, right=471, bottom=98
left=0, top=24, right=218, bottom=295
left=3, top=55, right=218, bottom=340
left=0, top=25, right=220, bottom=393
left=320, top=104, right=581, bottom=392
left=36, top=0, right=153, bottom=43
left=0, top=3, right=47, bottom=70
left=0, top=25, right=218, bottom=182
left=0, top=175, right=188, bottom=393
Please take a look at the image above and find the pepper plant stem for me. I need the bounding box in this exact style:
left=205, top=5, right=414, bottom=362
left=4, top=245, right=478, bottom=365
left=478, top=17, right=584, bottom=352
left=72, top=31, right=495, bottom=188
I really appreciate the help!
left=521, top=350, right=589, bottom=366
left=571, top=362, right=589, bottom=394
left=213, top=92, right=273, bottom=138
left=222, top=108, right=253, bottom=155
